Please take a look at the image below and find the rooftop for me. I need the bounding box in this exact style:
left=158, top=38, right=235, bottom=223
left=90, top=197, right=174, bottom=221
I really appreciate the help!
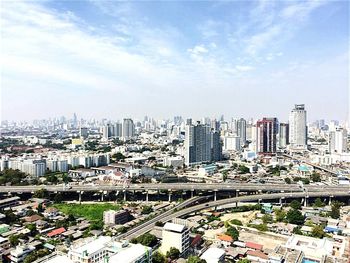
left=163, top=222, right=186, bottom=233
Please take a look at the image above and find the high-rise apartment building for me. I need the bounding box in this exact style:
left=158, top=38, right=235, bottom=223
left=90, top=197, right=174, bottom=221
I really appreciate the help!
left=211, top=131, right=222, bottom=161
left=185, top=122, right=212, bottom=165
left=237, top=118, right=247, bottom=146
left=289, top=104, right=307, bottom=149
left=279, top=123, right=289, bottom=149
left=79, top=127, right=88, bottom=138
left=329, top=128, right=348, bottom=153
left=256, top=118, right=278, bottom=154
left=123, top=119, right=135, bottom=140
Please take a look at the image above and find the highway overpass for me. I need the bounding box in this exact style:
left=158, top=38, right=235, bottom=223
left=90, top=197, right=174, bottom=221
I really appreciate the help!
left=121, top=190, right=350, bottom=240
left=0, top=183, right=349, bottom=194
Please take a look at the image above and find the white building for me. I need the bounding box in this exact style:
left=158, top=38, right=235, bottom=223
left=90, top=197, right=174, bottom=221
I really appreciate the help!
left=123, top=119, right=135, bottom=140
left=200, top=247, right=225, bottom=263
left=289, top=104, right=307, bottom=150
left=8, top=158, right=46, bottom=177
left=68, top=236, right=151, bottom=263
left=163, top=156, right=184, bottom=168
left=223, top=135, right=240, bottom=152
left=160, top=222, right=190, bottom=255
left=329, top=127, right=347, bottom=153
left=9, top=244, right=35, bottom=262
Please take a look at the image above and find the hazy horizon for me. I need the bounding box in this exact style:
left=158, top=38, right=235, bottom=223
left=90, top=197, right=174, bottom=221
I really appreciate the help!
left=1, top=0, right=349, bottom=122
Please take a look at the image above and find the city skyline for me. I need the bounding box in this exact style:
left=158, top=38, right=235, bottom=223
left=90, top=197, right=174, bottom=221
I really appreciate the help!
left=1, top=0, right=349, bottom=121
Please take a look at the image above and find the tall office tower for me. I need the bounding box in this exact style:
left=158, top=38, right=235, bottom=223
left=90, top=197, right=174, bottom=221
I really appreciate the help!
left=279, top=123, right=289, bottom=148
left=289, top=104, right=307, bottom=149
left=237, top=118, right=247, bottom=146
left=211, top=119, right=220, bottom=132
left=101, top=124, right=110, bottom=140
left=79, top=127, right=88, bottom=138
left=211, top=131, right=222, bottom=162
left=223, top=134, right=241, bottom=151
left=122, top=118, right=135, bottom=140
left=256, top=118, right=278, bottom=154
left=231, top=119, right=238, bottom=134
left=114, top=122, right=122, bottom=138
left=329, top=128, right=348, bottom=153
left=72, top=113, right=78, bottom=128
left=185, top=122, right=212, bottom=165
left=174, top=116, right=183, bottom=126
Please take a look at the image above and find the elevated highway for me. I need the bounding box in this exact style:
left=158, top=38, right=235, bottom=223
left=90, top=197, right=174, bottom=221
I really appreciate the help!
left=0, top=183, right=349, bottom=194
left=122, top=190, right=350, bottom=239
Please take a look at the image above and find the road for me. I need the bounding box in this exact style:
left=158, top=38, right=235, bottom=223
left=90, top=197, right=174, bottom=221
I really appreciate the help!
left=122, top=190, right=350, bottom=239
left=1, top=183, right=349, bottom=194
left=116, top=195, right=207, bottom=240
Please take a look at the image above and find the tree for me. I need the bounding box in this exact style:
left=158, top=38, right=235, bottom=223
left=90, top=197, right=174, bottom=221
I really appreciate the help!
left=152, top=251, right=166, bottom=263
left=113, top=152, right=126, bottom=161
left=274, top=209, right=286, bottom=222
left=134, top=233, right=158, bottom=247
left=141, top=205, right=153, bottom=215
left=311, top=173, right=321, bottom=182
left=284, top=178, right=292, bottom=184
left=9, top=235, right=20, bottom=246
left=311, top=225, right=326, bottom=239
left=230, top=219, right=243, bottom=226
left=187, top=256, right=207, bottom=263
left=33, top=188, right=49, bottom=199
left=329, top=201, right=343, bottom=219
left=286, top=209, right=304, bottom=225
left=290, top=200, right=302, bottom=210
left=262, top=214, right=273, bottom=224
left=226, top=226, right=239, bottom=240
left=166, top=247, right=180, bottom=260
left=238, top=165, right=250, bottom=174
left=237, top=259, right=251, bottom=263
left=54, top=193, right=63, bottom=203
left=23, top=253, right=37, bottom=263
left=313, top=198, right=325, bottom=208
left=26, top=224, right=38, bottom=236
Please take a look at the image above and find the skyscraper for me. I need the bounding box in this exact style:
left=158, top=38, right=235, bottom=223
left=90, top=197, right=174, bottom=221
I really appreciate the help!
left=237, top=118, right=247, bottom=146
left=289, top=104, right=307, bottom=149
left=211, top=131, right=222, bottom=161
left=256, top=118, right=278, bottom=154
left=329, top=128, right=348, bottom=153
left=122, top=118, right=135, bottom=140
left=185, top=122, right=212, bottom=165
left=279, top=123, right=289, bottom=149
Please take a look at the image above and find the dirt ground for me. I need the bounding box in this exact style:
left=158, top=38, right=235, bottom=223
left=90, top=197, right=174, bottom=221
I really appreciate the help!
left=238, top=229, right=288, bottom=250
left=220, top=211, right=258, bottom=225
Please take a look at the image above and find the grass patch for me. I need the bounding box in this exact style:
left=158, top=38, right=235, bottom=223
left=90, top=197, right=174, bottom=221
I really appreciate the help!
left=53, top=203, right=120, bottom=222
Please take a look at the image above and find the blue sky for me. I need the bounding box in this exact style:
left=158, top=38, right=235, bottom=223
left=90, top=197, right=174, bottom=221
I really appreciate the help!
left=1, top=0, right=349, bottom=122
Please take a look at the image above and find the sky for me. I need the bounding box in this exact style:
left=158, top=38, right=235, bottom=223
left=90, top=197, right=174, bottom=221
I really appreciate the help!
left=1, top=0, right=349, bottom=122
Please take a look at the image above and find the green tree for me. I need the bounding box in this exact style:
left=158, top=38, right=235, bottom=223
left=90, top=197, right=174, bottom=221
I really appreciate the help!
left=274, top=209, right=286, bottom=222
left=237, top=259, right=251, bottom=263
left=311, top=225, right=326, bottom=239
left=238, top=165, right=250, bottom=174
left=166, top=247, right=180, bottom=260
left=226, top=226, right=239, bottom=240
left=329, top=201, right=343, bottom=219
left=33, top=188, right=49, bottom=198
left=187, top=256, right=207, bottom=263
left=313, top=198, right=325, bottom=208
left=141, top=205, right=153, bottom=215
left=286, top=209, right=304, bottom=225
left=230, top=219, right=243, bottom=226
left=311, top=173, right=321, bottom=182
left=134, top=233, right=158, bottom=247
left=262, top=214, right=273, bottom=224
left=152, top=251, right=166, bottom=263
left=290, top=200, right=302, bottom=210
left=54, top=193, right=63, bottom=203
left=26, top=224, right=38, bottom=236
left=9, top=235, right=20, bottom=246
left=23, top=253, right=37, bottom=263
left=284, top=177, right=292, bottom=184
left=113, top=152, right=126, bottom=161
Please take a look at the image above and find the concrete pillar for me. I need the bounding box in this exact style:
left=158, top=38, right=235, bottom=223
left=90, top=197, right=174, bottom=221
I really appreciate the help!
left=214, top=190, right=217, bottom=202
left=146, top=191, right=149, bottom=203
left=304, top=196, right=308, bottom=207
left=236, top=190, right=240, bottom=207
left=168, top=191, right=172, bottom=202
left=191, top=189, right=194, bottom=198
left=101, top=192, right=104, bottom=202
left=123, top=190, right=127, bottom=202
left=78, top=191, right=82, bottom=204
left=279, top=197, right=285, bottom=206
left=329, top=196, right=333, bottom=206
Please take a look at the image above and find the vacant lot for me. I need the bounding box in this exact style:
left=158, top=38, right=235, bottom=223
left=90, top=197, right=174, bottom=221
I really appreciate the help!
left=54, top=203, right=120, bottom=221
left=220, top=211, right=258, bottom=225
